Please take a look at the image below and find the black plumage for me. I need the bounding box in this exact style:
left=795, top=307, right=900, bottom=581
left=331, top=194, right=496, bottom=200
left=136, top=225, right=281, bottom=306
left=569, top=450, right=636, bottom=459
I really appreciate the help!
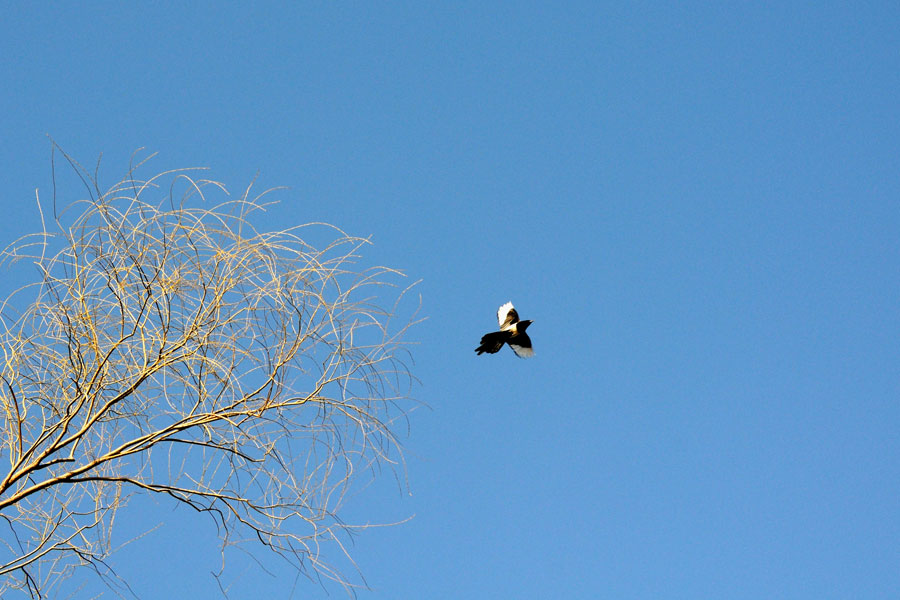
left=475, top=302, right=534, bottom=358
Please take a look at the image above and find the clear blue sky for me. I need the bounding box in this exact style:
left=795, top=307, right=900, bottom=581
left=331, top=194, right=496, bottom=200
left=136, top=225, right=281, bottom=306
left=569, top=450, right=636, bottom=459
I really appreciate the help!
left=2, top=2, right=899, bottom=598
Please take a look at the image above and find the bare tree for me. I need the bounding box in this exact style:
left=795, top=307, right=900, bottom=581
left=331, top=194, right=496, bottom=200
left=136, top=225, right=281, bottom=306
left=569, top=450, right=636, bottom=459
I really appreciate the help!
left=0, top=149, right=419, bottom=597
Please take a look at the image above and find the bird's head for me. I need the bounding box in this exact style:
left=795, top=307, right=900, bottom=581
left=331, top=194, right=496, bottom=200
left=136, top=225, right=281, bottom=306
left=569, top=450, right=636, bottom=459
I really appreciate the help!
left=518, top=319, right=533, bottom=331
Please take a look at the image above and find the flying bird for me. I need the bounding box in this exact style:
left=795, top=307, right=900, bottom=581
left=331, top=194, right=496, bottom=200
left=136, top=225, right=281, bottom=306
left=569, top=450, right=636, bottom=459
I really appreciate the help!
left=475, top=302, right=534, bottom=358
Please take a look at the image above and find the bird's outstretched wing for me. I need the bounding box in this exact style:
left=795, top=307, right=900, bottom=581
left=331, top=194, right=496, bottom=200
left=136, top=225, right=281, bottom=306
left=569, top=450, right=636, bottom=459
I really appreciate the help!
left=475, top=330, right=509, bottom=355
left=497, top=301, right=519, bottom=330
left=508, top=332, right=534, bottom=358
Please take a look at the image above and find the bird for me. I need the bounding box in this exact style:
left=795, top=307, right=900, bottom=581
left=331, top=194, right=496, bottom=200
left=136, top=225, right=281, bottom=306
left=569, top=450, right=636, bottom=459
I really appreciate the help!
left=475, top=301, right=534, bottom=358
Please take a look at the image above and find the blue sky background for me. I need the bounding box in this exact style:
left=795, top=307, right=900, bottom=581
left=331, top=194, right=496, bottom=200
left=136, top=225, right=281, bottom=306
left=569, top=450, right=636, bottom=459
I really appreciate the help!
left=2, top=2, right=899, bottom=598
